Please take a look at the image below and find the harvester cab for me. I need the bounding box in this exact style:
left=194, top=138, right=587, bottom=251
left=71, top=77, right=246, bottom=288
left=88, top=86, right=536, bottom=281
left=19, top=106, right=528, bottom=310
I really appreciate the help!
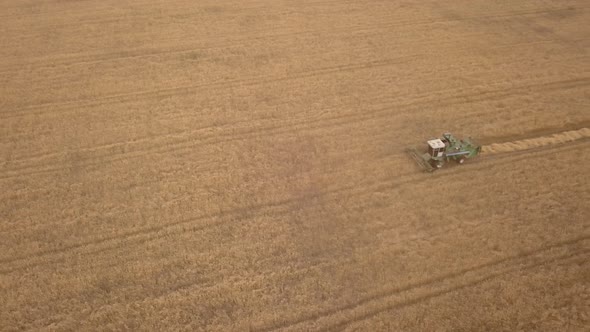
left=407, top=133, right=481, bottom=172
left=427, top=139, right=446, bottom=158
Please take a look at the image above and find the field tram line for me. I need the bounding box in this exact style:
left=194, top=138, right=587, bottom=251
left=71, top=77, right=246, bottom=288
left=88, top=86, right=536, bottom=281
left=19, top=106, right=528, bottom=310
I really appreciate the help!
left=0, top=13, right=429, bottom=73
left=2, top=78, right=588, bottom=182
left=2, top=75, right=587, bottom=177
left=5, top=73, right=587, bottom=138
left=0, top=197, right=297, bottom=275
left=0, top=99, right=416, bottom=181
left=254, top=237, right=590, bottom=332
left=1, top=129, right=588, bottom=272
left=6, top=175, right=492, bottom=326
left=1, top=137, right=585, bottom=275
left=0, top=0, right=230, bottom=22
left=0, top=2, right=585, bottom=73
left=1, top=56, right=418, bottom=120
left=0, top=11, right=433, bottom=72
left=0, top=66, right=508, bottom=169
left=322, top=250, right=589, bottom=332
left=0, top=3, right=475, bottom=68
left=0, top=169, right=421, bottom=274
left=3, top=40, right=587, bottom=120
left=3, top=161, right=470, bottom=275
left=0, top=84, right=477, bottom=180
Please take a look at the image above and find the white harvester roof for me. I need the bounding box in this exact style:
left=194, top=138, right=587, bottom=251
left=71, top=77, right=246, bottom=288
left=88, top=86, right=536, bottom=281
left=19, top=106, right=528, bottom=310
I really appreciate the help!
left=427, top=139, right=445, bottom=149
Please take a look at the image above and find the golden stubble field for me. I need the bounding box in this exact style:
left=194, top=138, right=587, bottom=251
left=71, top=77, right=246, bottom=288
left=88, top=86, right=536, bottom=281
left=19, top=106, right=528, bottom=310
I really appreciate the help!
left=1, top=0, right=589, bottom=331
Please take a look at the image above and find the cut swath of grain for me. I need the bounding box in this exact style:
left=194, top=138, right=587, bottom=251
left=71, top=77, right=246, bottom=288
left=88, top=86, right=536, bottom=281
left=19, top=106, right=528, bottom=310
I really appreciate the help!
left=482, top=128, right=590, bottom=154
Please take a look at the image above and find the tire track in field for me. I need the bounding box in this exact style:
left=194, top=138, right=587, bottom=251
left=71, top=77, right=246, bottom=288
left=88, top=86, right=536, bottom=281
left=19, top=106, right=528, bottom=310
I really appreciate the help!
left=6, top=133, right=586, bottom=238
left=0, top=7, right=582, bottom=77
left=36, top=181, right=503, bottom=326
left=482, top=128, right=590, bottom=154
left=0, top=0, right=405, bottom=34
left=0, top=162, right=436, bottom=324
left=0, top=67, right=447, bottom=178
left=0, top=0, right=255, bottom=21
left=1, top=141, right=584, bottom=275
left=14, top=34, right=580, bottom=109
left=0, top=56, right=418, bottom=178
left=20, top=29, right=504, bottom=89
left=323, top=250, right=589, bottom=332
left=54, top=212, right=587, bottom=328
left=3, top=144, right=587, bottom=329
left=0, top=5, right=436, bottom=70
left=5, top=144, right=586, bottom=325
left=0, top=56, right=415, bottom=120
left=0, top=79, right=582, bottom=182
left=1, top=3, right=584, bottom=71
left=6, top=33, right=523, bottom=118
left=254, top=238, right=589, bottom=332
left=0, top=197, right=296, bottom=274
left=0, top=0, right=365, bottom=22
left=6, top=48, right=586, bottom=121
left=2, top=76, right=587, bottom=181
left=0, top=0, right=270, bottom=23
left=0, top=161, right=434, bottom=274
left=0, top=20, right=475, bottom=72
left=0, top=45, right=490, bottom=121
left=0, top=24, right=393, bottom=72
left=0, top=57, right=563, bottom=163
left=0, top=146, right=588, bottom=332
left=3, top=44, right=586, bottom=122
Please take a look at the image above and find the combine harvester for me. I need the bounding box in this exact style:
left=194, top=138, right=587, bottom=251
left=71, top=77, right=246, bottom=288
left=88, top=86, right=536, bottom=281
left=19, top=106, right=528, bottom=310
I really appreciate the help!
left=407, top=133, right=481, bottom=172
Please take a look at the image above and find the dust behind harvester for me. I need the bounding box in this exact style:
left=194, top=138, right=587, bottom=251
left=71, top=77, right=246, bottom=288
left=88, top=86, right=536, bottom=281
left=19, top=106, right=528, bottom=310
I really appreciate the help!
left=407, top=133, right=481, bottom=172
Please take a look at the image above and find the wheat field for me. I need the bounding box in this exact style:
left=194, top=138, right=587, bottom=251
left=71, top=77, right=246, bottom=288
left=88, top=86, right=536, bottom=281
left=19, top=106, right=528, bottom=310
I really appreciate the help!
left=1, top=0, right=589, bottom=331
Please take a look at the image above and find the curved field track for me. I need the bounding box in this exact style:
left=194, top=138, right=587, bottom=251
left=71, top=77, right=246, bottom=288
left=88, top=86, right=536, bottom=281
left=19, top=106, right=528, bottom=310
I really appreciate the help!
left=1, top=0, right=589, bottom=331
